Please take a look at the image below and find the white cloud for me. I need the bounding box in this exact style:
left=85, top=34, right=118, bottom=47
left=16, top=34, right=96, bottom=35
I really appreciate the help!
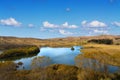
left=81, top=20, right=107, bottom=27
left=62, top=22, right=77, bottom=29
left=112, top=21, right=120, bottom=27
left=59, top=29, right=73, bottom=35
left=89, top=21, right=107, bottom=27
left=0, top=17, right=21, bottom=26
left=28, top=24, right=34, bottom=27
left=43, top=21, right=78, bottom=29
left=43, top=21, right=58, bottom=28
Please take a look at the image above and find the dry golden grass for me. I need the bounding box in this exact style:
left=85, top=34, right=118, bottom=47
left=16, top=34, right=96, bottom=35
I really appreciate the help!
left=80, top=44, right=120, bottom=66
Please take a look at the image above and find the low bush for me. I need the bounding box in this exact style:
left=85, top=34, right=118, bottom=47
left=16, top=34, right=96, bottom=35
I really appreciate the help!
left=88, top=39, right=113, bottom=44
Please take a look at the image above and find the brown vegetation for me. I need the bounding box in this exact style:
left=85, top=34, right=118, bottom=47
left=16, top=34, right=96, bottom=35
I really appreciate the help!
left=0, top=35, right=120, bottom=80
left=0, top=46, right=40, bottom=60
left=0, top=61, right=120, bottom=80
left=78, top=44, right=120, bottom=66
left=1, top=35, right=119, bottom=50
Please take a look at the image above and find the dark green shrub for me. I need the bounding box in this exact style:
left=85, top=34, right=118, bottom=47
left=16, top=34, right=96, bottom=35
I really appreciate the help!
left=88, top=39, right=113, bottom=44
left=71, top=47, right=75, bottom=51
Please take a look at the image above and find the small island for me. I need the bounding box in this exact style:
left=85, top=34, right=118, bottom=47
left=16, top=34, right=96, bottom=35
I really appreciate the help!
left=71, top=47, right=75, bottom=51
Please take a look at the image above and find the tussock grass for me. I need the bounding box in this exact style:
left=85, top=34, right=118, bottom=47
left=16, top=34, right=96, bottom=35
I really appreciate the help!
left=79, top=44, right=120, bottom=66
left=0, top=46, right=40, bottom=60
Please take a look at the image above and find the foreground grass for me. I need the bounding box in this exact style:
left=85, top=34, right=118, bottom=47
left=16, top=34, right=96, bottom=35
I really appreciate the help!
left=0, top=46, right=40, bottom=60
left=0, top=62, right=78, bottom=80
left=0, top=61, right=120, bottom=80
left=78, top=44, right=120, bottom=66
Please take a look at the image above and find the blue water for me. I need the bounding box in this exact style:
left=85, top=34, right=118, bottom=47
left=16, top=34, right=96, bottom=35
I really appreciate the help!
left=14, top=46, right=119, bottom=72
left=15, top=46, right=81, bottom=69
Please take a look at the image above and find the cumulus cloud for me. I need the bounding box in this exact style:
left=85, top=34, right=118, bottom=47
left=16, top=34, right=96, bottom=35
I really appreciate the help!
left=59, top=29, right=73, bottom=35
left=112, top=21, right=120, bottom=27
left=62, top=22, right=78, bottom=29
left=81, top=20, right=107, bottom=27
left=89, top=21, right=106, bottom=27
left=43, top=21, right=58, bottom=28
left=43, top=21, right=78, bottom=29
left=0, top=17, right=21, bottom=26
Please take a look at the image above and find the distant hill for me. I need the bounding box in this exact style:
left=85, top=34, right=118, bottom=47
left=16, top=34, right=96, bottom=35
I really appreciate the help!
left=0, top=35, right=120, bottom=50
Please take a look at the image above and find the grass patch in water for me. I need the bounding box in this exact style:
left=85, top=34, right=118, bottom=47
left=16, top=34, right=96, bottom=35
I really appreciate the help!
left=0, top=46, right=40, bottom=60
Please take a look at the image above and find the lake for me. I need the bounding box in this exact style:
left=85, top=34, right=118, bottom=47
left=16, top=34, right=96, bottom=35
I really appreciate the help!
left=15, top=46, right=81, bottom=70
left=12, top=46, right=119, bottom=72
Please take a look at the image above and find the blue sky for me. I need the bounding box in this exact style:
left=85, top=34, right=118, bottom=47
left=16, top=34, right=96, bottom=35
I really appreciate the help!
left=0, top=0, right=120, bottom=39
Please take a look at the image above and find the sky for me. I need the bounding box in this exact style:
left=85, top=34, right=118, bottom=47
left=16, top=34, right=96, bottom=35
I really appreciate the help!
left=0, top=0, right=120, bottom=39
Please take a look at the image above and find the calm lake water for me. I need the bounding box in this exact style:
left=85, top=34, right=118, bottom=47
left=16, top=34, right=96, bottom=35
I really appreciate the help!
left=0, top=46, right=119, bottom=72
left=15, top=46, right=81, bottom=70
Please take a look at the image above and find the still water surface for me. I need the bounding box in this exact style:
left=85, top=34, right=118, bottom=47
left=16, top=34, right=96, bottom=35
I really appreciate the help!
left=15, top=46, right=81, bottom=69
left=14, top=46, right=119, bottom=72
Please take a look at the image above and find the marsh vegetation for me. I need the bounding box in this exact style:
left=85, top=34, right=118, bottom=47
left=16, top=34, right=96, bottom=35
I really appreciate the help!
left=0, top=61, right=120, bottom=80
left=0, top=46, right=40, bottom=60
left=80, top=44, right=120, bottom=66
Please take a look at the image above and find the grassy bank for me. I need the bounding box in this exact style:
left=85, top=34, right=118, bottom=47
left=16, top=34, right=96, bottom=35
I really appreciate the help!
left=0, top=46, right=40, bottom=60
left=77, top=44, right=120, bottom=66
